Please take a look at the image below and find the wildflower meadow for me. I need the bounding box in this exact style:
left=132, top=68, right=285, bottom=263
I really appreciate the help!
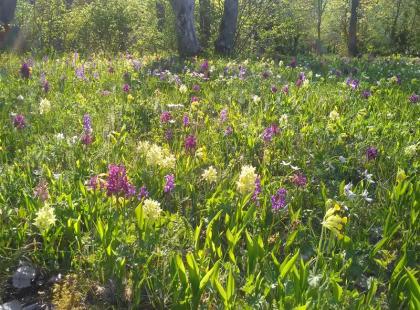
left=0, top=53, right=418, bottom=309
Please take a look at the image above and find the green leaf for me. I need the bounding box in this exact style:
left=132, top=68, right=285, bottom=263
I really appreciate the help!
left=280, top=250, right=300, bottom=280
left=199, top=261, right=220, bottom=291
left=227, top=268, right=235, bottom=302
left=391, top=251, right=407, bottom=283
left=215, top=278, right=227, bottom=302
left=405, top=268, right=420, bottom=303
left=176, top=255, right=188, bottom=286
left=331, top=280, right=343, bottom=302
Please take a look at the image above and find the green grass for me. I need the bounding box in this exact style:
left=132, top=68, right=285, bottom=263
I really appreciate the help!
left=0, top=53, right=419, bottom=309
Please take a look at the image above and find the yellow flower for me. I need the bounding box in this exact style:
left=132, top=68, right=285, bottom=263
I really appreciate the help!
left=202, top=166, right=217, bottom=183
left=142, top=199, right=162, bottom=221
left=127, top=94, right=134, bottom=102
left=34, top=205, right=56, bottom=232
left=138, top=141, right=175, bottom=169
left=322, top=202, right=347, bottom=239
left=237, top=165, right=257, bottom=194
left=196, top=146, right=207, bottom=161
left=329, top=109, right=340, bottom=121
left=39, top=98, right=51, bottom=114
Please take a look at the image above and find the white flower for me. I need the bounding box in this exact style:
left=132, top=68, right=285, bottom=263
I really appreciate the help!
left=202, top=166, right=217, bottom=183
left=179, top=84, right=188, bottom=94
left=17, top=95, right=24, bottom=101
left=237, top=165, right=257, bottom=194
left=39, top=98, right=51, bottom=114
left=279, top=114, right=288, bottom=128
left=34, top=205, right=56, bottom=232
left=142, top=199, right=162, bottom=221
left=344, top=183, right=357, bottom=200
left=252, top=95, right=261, bottom=104
left=362, top=170, right=375, bottom=184
left=55, top=133, right=64, bottom=141
left=361, top=190, right=373, bottom=203
left=339, top=156, right=347, bottom=163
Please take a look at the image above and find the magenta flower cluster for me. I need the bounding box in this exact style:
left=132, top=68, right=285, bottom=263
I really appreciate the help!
left=271, top=188, right=287, bottom=211
left=106, top=164, right=136, bottom=198
left=262, top=124, right=279, bottom=142
left=13, top=114, right=26, bottom=129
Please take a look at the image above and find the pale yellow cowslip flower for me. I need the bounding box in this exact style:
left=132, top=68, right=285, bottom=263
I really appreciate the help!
left=237, top=165, right=257, bottom=194
left=138, top=141, right=175, bottom=169
left=34, top=204, right=56, bottom=232
left=202, top=166, right=217, bottom=183
left=329, top=109, right=340, bottom=121
left=322, top=203, right=348, bottom=240
left=179, top=84, right=188, bottom=94
left=39, top=98, right=51, bottom=114
left=142, top=199, right=162, bottom=221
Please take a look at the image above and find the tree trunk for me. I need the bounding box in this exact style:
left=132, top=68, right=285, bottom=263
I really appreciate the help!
left=199, top=0, right=212, bottom=48
left=170, top=0, right=201, bottom=57
left=0, top=0, right=17, bottom=25
left=156, top=1, right=165, bottom=32
left=348, top=0, right=359, bottom=57
left=390, top=0, right=402, bottom=45
left=215, top=0, right=238, bottom=55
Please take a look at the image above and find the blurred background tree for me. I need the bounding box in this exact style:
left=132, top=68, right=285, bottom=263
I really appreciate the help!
left=1, top=0, right=419, bottom=56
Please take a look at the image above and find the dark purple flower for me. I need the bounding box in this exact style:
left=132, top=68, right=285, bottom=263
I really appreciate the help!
left=346, top=78, right=359, bottom=90
left=75, top=65, right=85, bottom=80
left=238, top=66, right=246, bottom=80
left=185, top=135, right=197, bottom=151
left=252, top=177, right=261, bottom=205
left=366, top=147, right=378, bottom=161
left=122, top=83, right=131, bottom=93
left=81, top=133, right=94, bottom=145
left=108, top=66, right=115, bottom=74
left=13, top=114, right=26, bottom=129
left=282, top=85, right=289, bottom=95
left=87, top=175, right=99, bottom=190
left=298, top=72, right=306, bottom=81
left=165, top=129, right=173, bottom=141
left=224, top=126, right=233, bottom=136
left=271, top=188, right=287, bottom=211
left=164, top=174, right=175, bottom=193
left=137, top=186, right=149, bottom=200
left=289, top=57, right=297, bottom=68
left=183, top=114, right=190, bottom=127
left=262, top=71, right=270, bottom=79
left=220, top=109, right=228, bottom=123
left=362, top=90, right=371, bottom=99
left=200, top=60, right=209, bottom=72
left=291, top=173, right=307, bottom=187
left=271, top=85, right=278, bottom=93
left=106, top=164, right=136, bottom=198
left=409, top=93, right=419, bottom=103
left=83, top=114, right=92, bottom=133
left=20, top=62, right=31, bottom=79
left=395, top=75, right=401, bottom=85
left=160, top=111, right=172, bottom=123
left=296, top=78, right=303, bottom=88
left=191, top=96, right=199, bottom=103
left=34, top=179, right=49, bottom=202
left=262, top=124, right=280, bottom=142
left=192, top=84, right=200, bottom=92
left=42, top=80, right=50, bottom=93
